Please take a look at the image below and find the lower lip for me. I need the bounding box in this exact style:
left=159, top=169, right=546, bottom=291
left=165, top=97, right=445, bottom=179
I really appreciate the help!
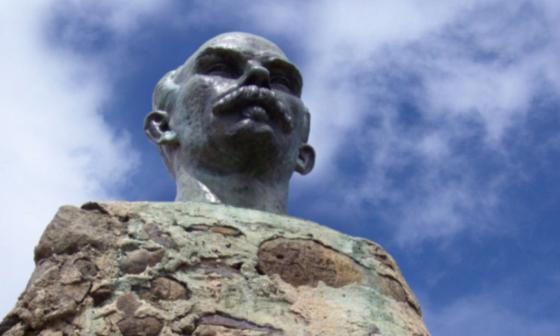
left=241, top=106, right=270, bottom=122
left=231, top=118, right=274, bottom=134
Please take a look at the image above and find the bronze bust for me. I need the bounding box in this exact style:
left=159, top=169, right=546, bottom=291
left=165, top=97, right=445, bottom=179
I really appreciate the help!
left=145, top=32, right=315, bottom=214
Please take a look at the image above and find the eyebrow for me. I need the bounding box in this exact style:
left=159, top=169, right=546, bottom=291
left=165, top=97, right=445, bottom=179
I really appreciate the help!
left=197, top=47, right=300, bottom=75
left=195, top=47, right=243, bottom=63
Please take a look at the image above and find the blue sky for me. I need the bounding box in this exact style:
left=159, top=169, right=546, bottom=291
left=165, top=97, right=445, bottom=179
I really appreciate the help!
left=1, top=1, right=559, bottom=334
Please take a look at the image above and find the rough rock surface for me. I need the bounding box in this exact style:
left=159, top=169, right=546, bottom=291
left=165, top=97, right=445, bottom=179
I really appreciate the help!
left=0, top=202, right=429, bottom=335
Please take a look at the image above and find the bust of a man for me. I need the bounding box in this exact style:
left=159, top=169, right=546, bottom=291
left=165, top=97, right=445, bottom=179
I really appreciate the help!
left=145, top=32, right=315, bottom=214
left=1, top=32, right=429, bottom=336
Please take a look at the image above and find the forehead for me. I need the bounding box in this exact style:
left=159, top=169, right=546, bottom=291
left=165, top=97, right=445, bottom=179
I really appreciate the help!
left=194, top=33, right=290, bottom=63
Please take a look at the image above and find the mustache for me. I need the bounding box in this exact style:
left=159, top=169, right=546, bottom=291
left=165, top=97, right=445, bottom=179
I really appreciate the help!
left=212, top=85, right=294, bottom=133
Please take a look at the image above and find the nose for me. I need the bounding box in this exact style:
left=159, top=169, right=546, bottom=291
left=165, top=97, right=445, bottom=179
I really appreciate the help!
left=239, top=60, right=270, bottom=88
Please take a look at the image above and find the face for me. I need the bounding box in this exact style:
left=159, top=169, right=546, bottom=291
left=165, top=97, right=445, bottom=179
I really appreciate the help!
left=169, top=33, right=310, bottom=177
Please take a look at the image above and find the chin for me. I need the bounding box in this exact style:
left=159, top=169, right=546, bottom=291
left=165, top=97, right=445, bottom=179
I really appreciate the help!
left=225, top=122, right=281, bottom=163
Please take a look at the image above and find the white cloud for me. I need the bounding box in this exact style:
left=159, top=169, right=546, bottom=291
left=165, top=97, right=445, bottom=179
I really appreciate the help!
left=51, top=0, right=172, bottom=36
left=424, top=292, right=560, bottom=336
left=0, top=0, right=171, bottom=318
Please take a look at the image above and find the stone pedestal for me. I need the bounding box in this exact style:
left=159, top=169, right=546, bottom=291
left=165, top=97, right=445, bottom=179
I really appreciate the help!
left=0, top=202, right=429, bottom=335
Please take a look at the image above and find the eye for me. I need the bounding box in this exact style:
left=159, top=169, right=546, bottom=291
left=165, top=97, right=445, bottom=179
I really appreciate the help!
left=271, top=74, right=296, bottom=94
left=198, top=59, right=241, bottom=78
left=203, top=62, right=240, bottom=78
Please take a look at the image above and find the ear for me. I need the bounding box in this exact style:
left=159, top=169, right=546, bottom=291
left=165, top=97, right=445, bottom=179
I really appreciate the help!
left=295, top=144, right=315, bottom=175
left=144, top=110, right=177, bottom=145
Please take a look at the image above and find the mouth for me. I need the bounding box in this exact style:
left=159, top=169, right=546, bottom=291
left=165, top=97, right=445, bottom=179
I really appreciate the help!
left=212, top=86, right=293, bottom=133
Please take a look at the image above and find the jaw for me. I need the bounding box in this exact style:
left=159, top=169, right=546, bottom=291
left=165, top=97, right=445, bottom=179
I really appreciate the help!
left=181, top=121, right=280, bottom=177
left=221, top=127, right=282, bottom=176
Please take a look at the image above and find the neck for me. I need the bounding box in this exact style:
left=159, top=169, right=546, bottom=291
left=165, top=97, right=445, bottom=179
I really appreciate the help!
left=174, top=164, right=289, bottom=214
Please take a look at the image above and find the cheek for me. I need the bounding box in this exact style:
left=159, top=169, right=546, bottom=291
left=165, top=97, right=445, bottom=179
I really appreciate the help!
left=180, top=77, right=215, bottom=117
left=286, top=99, right=309, bottom=139
left=179, top=76, right=237, bottom=119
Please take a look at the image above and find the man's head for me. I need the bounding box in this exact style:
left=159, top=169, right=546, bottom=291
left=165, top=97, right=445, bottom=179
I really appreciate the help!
left=145, top=32, right=315, bottom=186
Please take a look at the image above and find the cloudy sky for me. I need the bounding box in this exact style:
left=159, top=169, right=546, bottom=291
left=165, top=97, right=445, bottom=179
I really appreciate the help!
left=1, top=1, right=559, bottom=334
